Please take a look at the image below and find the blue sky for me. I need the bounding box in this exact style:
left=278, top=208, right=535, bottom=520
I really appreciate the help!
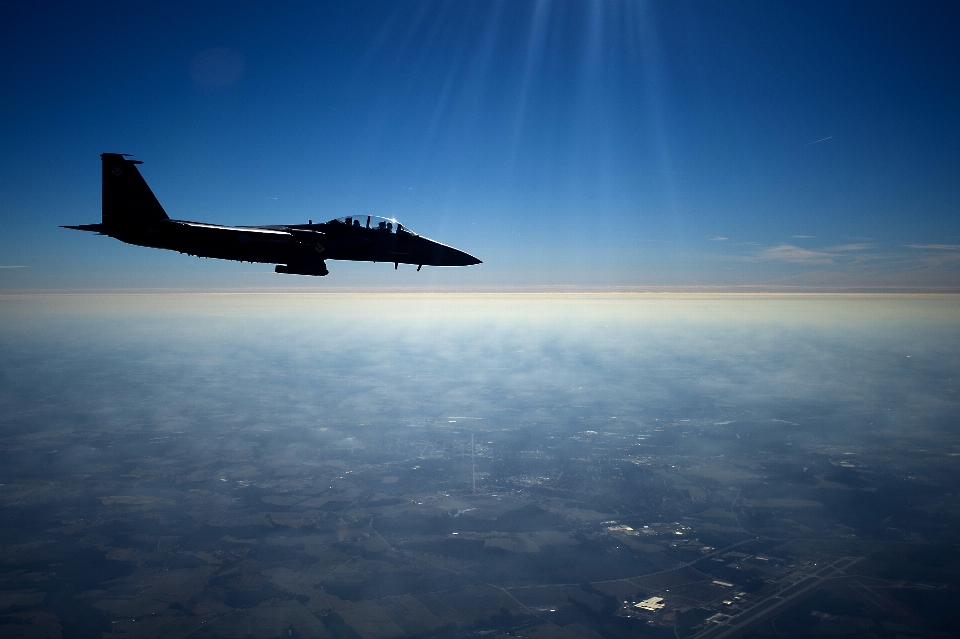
left=1, top=1, right=958, bottom=290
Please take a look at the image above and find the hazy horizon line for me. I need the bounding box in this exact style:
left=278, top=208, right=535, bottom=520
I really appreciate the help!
left=3, top=285, right=960, bottom=297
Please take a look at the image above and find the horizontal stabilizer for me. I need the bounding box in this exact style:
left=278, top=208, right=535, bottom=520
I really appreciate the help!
left=61, top=224, right=106, bottom=233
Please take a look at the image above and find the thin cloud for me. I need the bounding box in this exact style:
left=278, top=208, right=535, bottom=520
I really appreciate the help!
left=710, top=236, right=728, bottom=241
left=729, top=238, right=960, bottom=283
left=907, top=244, right=960, bottom=251
left=792, top=235, right=816, bottom=239
left=0, top=265, right=27, bottom=269
left=827, top=243, right=874, bottom=252
left=758, top=244, right=834, bottom=264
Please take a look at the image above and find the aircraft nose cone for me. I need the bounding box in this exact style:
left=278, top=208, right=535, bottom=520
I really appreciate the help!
left=446, top=247, right=481, bottom=266
left=429, top=243, right=481, bottom=266
left=416, top=237, right=481, bottom=266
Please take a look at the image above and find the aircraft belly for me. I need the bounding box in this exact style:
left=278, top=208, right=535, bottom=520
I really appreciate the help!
left=113, top=225, right=298, bottom=265
left=182, top=226, right=293, bottom=263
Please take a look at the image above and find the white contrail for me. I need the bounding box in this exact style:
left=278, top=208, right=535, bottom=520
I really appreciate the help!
left=805, top=136, right=833, bottom=145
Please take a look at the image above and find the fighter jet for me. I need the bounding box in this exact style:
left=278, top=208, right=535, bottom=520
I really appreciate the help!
left=64, top=153, right=481, bottom=276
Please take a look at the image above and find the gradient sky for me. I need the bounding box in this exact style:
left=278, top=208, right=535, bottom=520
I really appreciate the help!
left=1, top=1, right=958, bottom=290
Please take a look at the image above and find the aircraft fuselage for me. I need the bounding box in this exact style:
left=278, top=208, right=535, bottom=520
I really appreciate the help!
left=64, top=154, right=480, bottom=277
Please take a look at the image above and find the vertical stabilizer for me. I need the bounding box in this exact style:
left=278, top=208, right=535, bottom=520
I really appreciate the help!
left=101, top=153, right=169, bottom=227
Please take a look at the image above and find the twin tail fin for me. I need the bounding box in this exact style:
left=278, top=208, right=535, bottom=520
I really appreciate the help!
left=100, top=153, right=169, bottom=227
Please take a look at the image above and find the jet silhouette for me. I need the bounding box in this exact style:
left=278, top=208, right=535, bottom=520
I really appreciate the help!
left=64, top=153, right=481, bottom=276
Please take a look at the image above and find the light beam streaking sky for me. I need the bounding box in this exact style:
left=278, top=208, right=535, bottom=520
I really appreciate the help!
left=0, top=1, right=958, bottom=290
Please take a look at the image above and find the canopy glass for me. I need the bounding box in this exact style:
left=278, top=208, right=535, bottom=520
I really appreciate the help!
left=328, top=215, right=412, bottom=234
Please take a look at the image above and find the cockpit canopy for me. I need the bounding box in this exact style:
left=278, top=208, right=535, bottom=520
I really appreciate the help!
left=327, top=215, right=412, bottom=235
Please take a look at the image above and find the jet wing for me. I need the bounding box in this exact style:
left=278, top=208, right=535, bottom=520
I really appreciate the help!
left=177, top=222, right=292, bottom=237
